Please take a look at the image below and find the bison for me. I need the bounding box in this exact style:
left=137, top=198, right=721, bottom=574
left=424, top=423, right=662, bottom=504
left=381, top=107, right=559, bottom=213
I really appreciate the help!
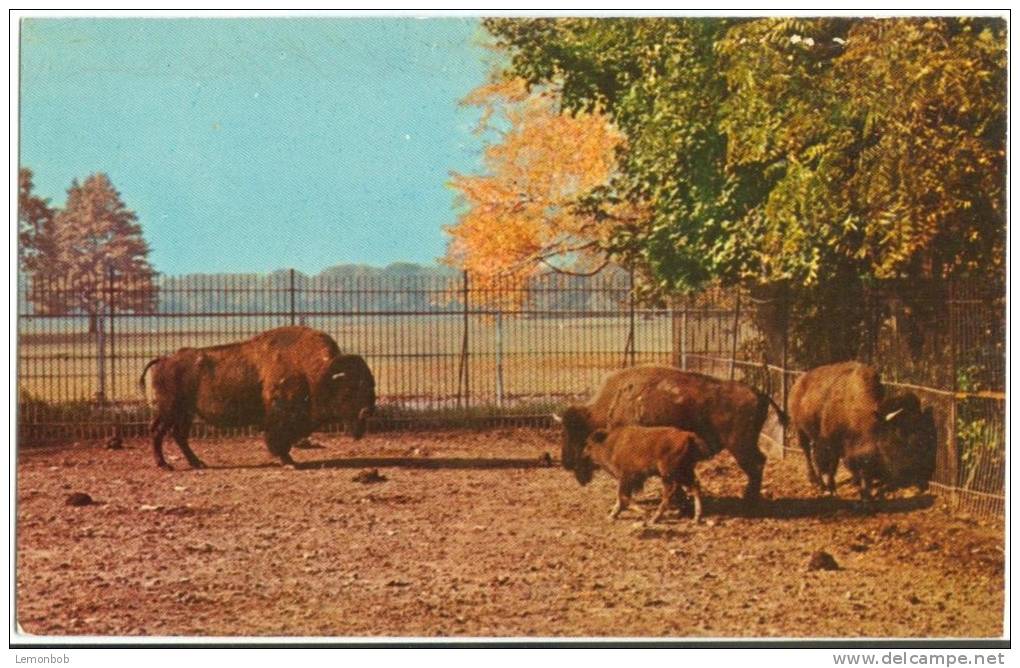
left=788, top=361, right=937, bottom=500
left=140, top=326, right=376, bottom=469
left=584, top=426, right=712, bottom=524
left=556, top=365, right=788, bottom=505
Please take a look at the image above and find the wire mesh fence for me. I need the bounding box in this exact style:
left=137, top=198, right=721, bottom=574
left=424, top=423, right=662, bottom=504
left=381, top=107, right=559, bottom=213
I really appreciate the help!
left=674, top=280, right=1006, bottom=519
left=16, top=269, right=1005, bottom=517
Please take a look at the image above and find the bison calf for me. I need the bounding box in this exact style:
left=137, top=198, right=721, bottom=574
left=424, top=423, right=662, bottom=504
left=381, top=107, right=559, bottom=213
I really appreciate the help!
left=583, top=426, right=712, bottom=524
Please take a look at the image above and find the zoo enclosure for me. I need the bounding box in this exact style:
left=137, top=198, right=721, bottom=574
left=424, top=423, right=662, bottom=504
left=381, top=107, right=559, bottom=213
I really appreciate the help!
left=17, top=270, right=1005, bottom=517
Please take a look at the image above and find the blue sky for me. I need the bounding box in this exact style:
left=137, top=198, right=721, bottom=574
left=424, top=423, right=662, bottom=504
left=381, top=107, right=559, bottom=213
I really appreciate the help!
left=20, top=18, right=492, bottom=275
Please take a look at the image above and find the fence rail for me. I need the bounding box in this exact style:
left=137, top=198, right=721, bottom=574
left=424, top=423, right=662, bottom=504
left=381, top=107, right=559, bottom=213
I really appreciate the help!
left=16, top=269, right=1005, bottom=517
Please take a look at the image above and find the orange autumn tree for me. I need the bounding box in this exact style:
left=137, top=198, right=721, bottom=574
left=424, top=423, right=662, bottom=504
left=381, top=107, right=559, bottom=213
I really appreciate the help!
left=444, top=78, right=629, bottom=308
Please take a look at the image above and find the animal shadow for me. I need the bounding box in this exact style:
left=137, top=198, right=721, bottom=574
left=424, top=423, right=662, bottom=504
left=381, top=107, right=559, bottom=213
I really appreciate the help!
left=296, top=456, right=556, bottom=471
left=172, top=454, right=558, bottom=472
left=705, top=493, right=935, bottom=520
left=292, top=439, right=326, bottom=450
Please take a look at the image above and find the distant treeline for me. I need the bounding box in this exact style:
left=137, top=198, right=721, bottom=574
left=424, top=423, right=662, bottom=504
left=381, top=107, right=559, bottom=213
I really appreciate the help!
left=153, top=263, right=632, bottom=314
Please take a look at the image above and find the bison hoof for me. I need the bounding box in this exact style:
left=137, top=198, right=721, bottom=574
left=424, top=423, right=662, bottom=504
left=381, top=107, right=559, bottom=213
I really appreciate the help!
left=188, top=460, right=207, bottom=470
left=155, top=460, right=173, bottom=471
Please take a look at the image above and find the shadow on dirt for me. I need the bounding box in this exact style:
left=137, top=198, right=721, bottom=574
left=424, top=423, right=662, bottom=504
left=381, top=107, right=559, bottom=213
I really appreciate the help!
left=292, top=440, right=327, bottom=450
left=295, top=456, right=557, bottom=471
left=626, top=491, right=935, bottom=521
left=170, top=454, right=559, bottom=472
left=704, top=493, right=935, bottom=519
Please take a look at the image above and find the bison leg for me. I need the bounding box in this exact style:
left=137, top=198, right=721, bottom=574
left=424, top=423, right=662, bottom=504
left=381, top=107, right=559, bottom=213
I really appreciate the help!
left=798, top=429, right=823, bottom=489
left=812, top=441, right=839, bottom=496
left=171, top=420, right=205, bottom=469
left=730, top=446, right=765, bottom=506
left=609, top=480, right=634, bottom=520
left=651, top=479, right=677, bottom=524
left=265, top=430, right=297, bottom=467
left=150, top=418, right=173, bottom=470
left=857, top=475, right=879, bottom=504
left=687, top=479, right=703, bottom=524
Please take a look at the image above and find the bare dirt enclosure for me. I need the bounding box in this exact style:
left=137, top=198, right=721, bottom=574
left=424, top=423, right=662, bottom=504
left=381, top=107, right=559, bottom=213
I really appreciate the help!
left=16, top=430, right=1003, bottom=639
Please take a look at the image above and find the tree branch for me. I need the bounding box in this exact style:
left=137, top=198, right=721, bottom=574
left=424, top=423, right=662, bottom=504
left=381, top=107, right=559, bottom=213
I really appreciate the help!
left=529, top=239, right=599, bottom=263
left=539, top=257, right=611, bottom=277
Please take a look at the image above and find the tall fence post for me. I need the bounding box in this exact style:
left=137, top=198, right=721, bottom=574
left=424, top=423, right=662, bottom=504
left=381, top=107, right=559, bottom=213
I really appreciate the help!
left=95, top=312, right=106, bottom=404
left=107, top=264, right=116, bottom=401
left=92, top=265, right=110, bottom=404
left=729, top=288, right=741, bottom=381
left=495, top=308, right=504, bottom=409
left=947, top=280, right=960, bottom=498
left=779, top=284, right=789, bottom=458
left=289, top=268, right=296, bottom=326
left=626, top=267, right=636, bottom=367
left=680, top=297, right=688, bottom=371
left=457, top=270, right=471, bottom=411
left=671, top=294, right=689, bottom=370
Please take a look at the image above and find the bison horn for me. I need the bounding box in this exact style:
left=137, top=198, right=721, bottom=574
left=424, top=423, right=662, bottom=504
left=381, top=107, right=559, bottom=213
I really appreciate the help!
left=552, top=413, right=563, bottom=424
left=332, top=372, right=346, bottom=380
left=884, top=408, right=905, bottom=422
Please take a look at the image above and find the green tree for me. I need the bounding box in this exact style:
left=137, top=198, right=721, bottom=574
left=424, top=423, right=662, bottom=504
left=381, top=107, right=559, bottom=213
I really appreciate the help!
left=18, top=168, right=58, bottom=275
left=483, top=17, right=1006, bottom=292
left=718, top=17, right=1006, bottom=286
left=482, top=17, right=1006, bottom=366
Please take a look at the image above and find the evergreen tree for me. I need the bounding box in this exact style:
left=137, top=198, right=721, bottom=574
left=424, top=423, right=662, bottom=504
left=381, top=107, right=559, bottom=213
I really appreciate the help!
left=18, top=168, right=59, bottom=300
left=52, top=173, right=158, bottom=326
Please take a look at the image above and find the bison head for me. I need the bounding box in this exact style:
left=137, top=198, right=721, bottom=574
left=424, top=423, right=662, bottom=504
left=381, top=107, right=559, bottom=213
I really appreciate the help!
left=876, top=394, right=938, bottom=492
left=327, top=354, right=376, bottom=440
left=554, top=405, right=595, bottom=483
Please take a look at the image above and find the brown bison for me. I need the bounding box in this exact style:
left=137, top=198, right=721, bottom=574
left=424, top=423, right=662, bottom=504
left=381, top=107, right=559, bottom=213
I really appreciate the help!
left=789, top=361, right=937, bottom=500
left=140, top=326, right=376, bottom=469
left=584, top=426, right=712, bottom=524
left=556, top=365, right=788, bottom=504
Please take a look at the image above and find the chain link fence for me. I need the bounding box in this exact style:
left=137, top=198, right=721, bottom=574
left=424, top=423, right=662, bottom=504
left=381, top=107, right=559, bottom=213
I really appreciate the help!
left=675, top=281, right=1005, bottom=518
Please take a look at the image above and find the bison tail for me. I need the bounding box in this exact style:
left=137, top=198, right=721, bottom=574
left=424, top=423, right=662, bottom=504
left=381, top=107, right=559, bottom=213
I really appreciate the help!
left=139, top=357, right=162, bottom=397
left=761, top=392, right=790, bottom=427
left=755, top=355, right=789, bottom=426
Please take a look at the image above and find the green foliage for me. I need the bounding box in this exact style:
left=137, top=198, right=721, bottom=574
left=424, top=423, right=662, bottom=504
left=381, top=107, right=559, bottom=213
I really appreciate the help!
left=483, top=17, right=1006, bottom=293
left=735, top=336, right=771, bottom=392
left=957, top=400, right=1004, bottom=492
left=18, top=168, right=58, bottom=275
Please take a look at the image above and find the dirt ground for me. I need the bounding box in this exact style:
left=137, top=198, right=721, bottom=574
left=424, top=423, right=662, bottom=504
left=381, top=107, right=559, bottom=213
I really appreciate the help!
left=15, top=429, right=1004, bottom=639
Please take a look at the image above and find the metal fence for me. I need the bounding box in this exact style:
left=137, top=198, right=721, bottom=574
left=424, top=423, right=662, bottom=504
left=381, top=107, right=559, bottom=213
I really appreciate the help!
left=17, top=269, right=672, bottom=439
left=16, top=270, right=1005, bottom=517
